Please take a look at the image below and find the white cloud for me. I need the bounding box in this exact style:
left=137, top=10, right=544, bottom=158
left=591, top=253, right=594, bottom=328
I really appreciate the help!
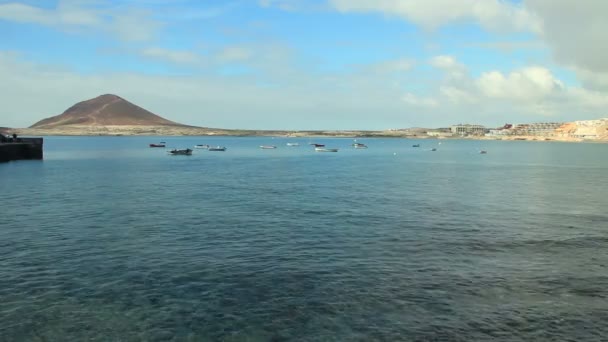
left=402, top=93, right=438, bottom=107
left=523, top=0, right=608, bottom=93
left=0, top=0, right=161, bottom=41
left=140, top=47, right=200, bottom=64
left=476, top=67, right=563, bottom=102
left=216, top=47, right=254, bottom=63
left=423, top=56, right=608, bottom=119
left=329, top=0, right=541, bottom=32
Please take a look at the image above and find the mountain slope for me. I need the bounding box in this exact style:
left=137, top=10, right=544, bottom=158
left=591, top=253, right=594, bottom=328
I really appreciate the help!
left=30, top=94, right=184, bottom=128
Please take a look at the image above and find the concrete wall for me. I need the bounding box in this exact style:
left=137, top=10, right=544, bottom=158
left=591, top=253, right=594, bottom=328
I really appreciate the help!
left=0, top=138, right=43, bottom=163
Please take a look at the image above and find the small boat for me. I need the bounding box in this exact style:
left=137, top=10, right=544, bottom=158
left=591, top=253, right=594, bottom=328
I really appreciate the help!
left=286, top=142, right=299, bottom=147
left=208, top=146, right=226, bottom=151
left=310, top=143, right=325, bottom=147
left=260, top=145, right=277, bottom=149
left=194, top=144, right=209, bottom=149
left=431, top=148, right=437, bottom=151
left=315, top=147, right=338, bottom=152
left=168, top=148, right=192, bottom=155
left=479, top=150, right=487, bottom=154
left=353, top=143, right=368, bottom=149
left=412, top=144, right=420, bottom=148
left=149, top=143, right=166, bottom=148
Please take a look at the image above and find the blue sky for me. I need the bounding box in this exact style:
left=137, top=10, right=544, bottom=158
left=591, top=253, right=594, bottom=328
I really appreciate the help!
left=1, top=0, right=606, bottom=129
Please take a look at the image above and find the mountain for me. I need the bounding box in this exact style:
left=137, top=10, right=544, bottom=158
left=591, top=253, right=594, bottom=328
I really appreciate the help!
left=30, top=94, right=185, bottom=128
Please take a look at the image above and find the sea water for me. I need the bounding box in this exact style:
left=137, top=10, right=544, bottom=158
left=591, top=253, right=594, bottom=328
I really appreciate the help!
left=1, top=137, right=607, bottom=341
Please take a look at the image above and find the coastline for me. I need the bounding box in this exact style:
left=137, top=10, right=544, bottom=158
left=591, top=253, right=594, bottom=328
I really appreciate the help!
left=9, top=125, right=606, bottom=143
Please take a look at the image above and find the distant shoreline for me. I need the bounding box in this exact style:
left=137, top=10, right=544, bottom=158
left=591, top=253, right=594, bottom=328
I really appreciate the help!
left=7, top=125, right=606, bottom=143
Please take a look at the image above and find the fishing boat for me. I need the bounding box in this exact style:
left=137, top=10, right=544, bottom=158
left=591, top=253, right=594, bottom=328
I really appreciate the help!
left=194, top=144, right=209, bottom=149
left=310, top=143, right=325, bottom=147
left=168, top=148, right=192, bottom=155
left=315, top=147, right=338, bottom=152
left=412, top=144, right=420, bottom=148
left=286, top=142, right=299, bottom=147
left=260, top=145, right=277, bottom=149
left=149, top=142, right=166, bottom=148
left=208, top=146, right=226, bottom=151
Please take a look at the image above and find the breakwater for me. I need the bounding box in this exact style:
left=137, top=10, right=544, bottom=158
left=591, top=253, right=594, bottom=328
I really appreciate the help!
left=0, top=138, right=43, bottom=162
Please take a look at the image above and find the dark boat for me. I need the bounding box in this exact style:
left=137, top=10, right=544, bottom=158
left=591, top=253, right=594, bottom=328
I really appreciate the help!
left=431, top=148, right=437, bottom=151
left=168, top=148, right=192, bottom=155
left=412, top=144, right=420, bottom=147
left=353, top=143, right=368, bottom=149
left=479, top=150, right=487, bottom=154
left=150, top=142, right=166, bottom=148
left=310, top=143, right=325, bottom=147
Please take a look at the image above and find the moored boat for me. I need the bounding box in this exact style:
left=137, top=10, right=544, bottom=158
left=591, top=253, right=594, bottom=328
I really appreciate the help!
left=315, top=147, right=338, bottom=152
left=479, top=150, right=487, bottom=154
left=194, top=144, right=209, bottom=149
left=431, top=148, right=437, bottom=151
left=149, top=142, right=166, bottom=148
left=353, top=143, right=368, bottom=149
left=168, top=148, right=192, bottom=155
left=412, top=144, right=420, bottom=147
left=208, top=146, right=227, bottom=151
left=310, top=143, right=325, bottom=147
left=286, top=142, right=299, bottom=146
left=260, top=145, right=277, bottom=149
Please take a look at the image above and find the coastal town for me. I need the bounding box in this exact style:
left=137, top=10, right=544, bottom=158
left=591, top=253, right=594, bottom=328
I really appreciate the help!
left=388, top=118, right=608, bottom=142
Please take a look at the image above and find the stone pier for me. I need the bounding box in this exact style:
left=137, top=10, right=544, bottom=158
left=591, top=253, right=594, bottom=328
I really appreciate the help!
left=0, top=137, right=44, bottom=163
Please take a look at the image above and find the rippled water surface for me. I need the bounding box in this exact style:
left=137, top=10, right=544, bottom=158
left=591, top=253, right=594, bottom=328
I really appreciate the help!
left=1, top=137, right=607, bottom=341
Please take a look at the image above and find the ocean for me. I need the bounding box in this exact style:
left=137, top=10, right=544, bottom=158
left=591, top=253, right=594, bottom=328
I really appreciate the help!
left=1, top=136, right=607, bottom=341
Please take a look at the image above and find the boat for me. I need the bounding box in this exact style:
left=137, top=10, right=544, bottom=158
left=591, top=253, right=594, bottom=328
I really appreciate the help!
left=479, top=150, right=487, bottom=154
left=286, top=142, right=299, bottom=147
left=168, top=148, right=192, bottom=155
left=208, top=146, right=226, bottom=151
left=260, top=145, right=277, bottom=149
left=194, top=144, right=209, bottom=149
left=315, top=147, right=338, bottom=152
left=353, top=143, right=368, bottom=149
left=149, top=142, right=166, bottom=148
left=412, top=144, right=420, bottom=147
left=310, top=143, right=325, bottom=147
left=431, top=148, right=437, bottom=151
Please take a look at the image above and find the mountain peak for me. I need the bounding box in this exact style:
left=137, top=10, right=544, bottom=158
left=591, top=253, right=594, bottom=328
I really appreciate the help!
left=30, top=94, right=185, bottom=128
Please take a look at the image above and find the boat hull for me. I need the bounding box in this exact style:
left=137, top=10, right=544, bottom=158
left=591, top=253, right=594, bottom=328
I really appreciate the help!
left=315, top=148, right=338, bottom=152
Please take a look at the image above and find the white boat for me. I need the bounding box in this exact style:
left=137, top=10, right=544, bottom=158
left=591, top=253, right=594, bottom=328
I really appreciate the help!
left=353, top=143, right=368, bottom=149
left=286, top=142, right=299, bottom=146
left=315, top=147, right=338, bottom=152
left=260, top=145, right=277, bottom=149
left=208, top=146, right=226, bottom=151
left=194, top=144, right=209, bottom=149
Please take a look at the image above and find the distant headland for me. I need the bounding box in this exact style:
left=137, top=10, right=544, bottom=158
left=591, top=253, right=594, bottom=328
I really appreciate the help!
left=6, top=94, right=608, bottom=142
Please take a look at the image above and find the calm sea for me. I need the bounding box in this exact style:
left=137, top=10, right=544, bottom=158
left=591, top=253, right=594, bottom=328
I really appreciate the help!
left=1, top=136, right=607, bottom=341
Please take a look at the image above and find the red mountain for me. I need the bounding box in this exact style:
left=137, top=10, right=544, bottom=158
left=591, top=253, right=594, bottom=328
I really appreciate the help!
left=30, top=94, right=184, bottom=128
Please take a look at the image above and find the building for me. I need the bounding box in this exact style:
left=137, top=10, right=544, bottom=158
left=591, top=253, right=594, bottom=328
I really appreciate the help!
left=450, top=124, right=486, bottom=136
left=510, top=122, right=563, bottom=136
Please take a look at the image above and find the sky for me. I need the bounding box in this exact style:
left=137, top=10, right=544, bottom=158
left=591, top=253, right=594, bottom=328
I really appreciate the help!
left=1, top=0, right=607, bottom=130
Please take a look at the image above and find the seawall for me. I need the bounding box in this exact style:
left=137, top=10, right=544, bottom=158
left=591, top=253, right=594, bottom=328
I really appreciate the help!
left=0, top=138, right=44, bottom=163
